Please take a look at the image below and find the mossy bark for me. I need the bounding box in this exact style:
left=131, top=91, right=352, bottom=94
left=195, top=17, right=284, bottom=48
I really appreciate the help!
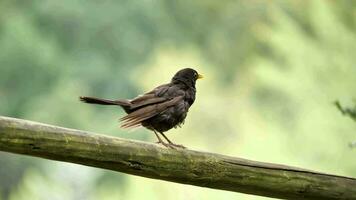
left=0, top=116, right=355, bottom=200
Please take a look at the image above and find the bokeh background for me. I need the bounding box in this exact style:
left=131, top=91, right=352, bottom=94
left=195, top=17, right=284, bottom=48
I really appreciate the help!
left=1, top=0, right=356, bottom=199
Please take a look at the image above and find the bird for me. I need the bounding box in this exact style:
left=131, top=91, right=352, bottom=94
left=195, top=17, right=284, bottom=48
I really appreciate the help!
left=79, top=68, right=203, bottom=148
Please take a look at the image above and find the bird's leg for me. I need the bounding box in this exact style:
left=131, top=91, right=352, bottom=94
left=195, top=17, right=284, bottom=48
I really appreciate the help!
left=159, top=132, right=173, bottom=144
left=154, top=131, right=164, bottom=143
left=154, top=131, right=170, bottom=148
left=159, top=132, right=186, bottom=149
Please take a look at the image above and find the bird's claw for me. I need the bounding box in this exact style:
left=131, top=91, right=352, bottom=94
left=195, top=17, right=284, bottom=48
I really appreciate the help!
left=156, top=141, right=172, bottom=148
left=168, top=143, right=186, bottom=149
left=156, top=141, right=185, bottom=149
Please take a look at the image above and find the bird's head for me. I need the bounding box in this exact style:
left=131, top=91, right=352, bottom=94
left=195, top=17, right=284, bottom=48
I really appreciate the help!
left=172, top=68, right=203, bottom=88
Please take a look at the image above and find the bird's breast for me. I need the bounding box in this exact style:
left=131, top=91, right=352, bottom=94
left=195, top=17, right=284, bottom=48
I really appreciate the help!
left=185, top=89, right=196, bottom=106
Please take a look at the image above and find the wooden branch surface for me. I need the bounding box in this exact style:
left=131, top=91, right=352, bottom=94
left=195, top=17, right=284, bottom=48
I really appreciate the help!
left=0, top=116, right=355, bottom=200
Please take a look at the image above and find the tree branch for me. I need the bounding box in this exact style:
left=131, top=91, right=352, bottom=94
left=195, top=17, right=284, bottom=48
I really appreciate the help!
left=334, top=100, right=356, bottom=122
left=0, top=116, right=355, bottom=200
left=334, top=100, right=356, bottom=148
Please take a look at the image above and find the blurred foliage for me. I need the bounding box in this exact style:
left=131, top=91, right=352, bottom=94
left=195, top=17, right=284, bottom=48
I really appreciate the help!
left=335, top=101, right=356, bottom=122
left=0, top=0, right=356, bottom=200
left=335, top=100, right=356, bottom=148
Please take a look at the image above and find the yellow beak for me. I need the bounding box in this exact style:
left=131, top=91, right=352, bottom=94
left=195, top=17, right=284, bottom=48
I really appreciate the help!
left=197, top=73, right=204, bottom=79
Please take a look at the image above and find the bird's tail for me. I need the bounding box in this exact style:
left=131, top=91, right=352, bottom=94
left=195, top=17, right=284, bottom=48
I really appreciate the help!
left=79, top=96, right=130, bottom=107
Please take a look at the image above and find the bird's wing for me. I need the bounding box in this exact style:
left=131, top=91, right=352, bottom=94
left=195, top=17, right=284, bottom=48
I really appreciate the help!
left=120, top=96, right=184, bottom=129
left=129, top=94, right=167, bottom=109
left=128, top=83, right=171, bottom=110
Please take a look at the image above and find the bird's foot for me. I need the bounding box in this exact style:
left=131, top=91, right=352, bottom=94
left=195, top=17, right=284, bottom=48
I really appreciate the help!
left=156, top=141, right=185, bottom=149
left=156, top=141, right=173, bottom=148
left=168, top=143, right=186, bottom=149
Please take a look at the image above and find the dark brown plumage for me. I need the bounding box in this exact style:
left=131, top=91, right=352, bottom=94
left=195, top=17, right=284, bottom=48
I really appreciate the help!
left=79, top=68, right=203, bottom=148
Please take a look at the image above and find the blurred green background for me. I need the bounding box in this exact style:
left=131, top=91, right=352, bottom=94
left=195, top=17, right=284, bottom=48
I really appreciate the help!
left=1, top=0, right=356, bottom=199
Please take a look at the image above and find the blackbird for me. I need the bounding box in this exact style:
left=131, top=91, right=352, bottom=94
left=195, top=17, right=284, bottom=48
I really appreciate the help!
left=79, top=68, right=203, bottom=148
